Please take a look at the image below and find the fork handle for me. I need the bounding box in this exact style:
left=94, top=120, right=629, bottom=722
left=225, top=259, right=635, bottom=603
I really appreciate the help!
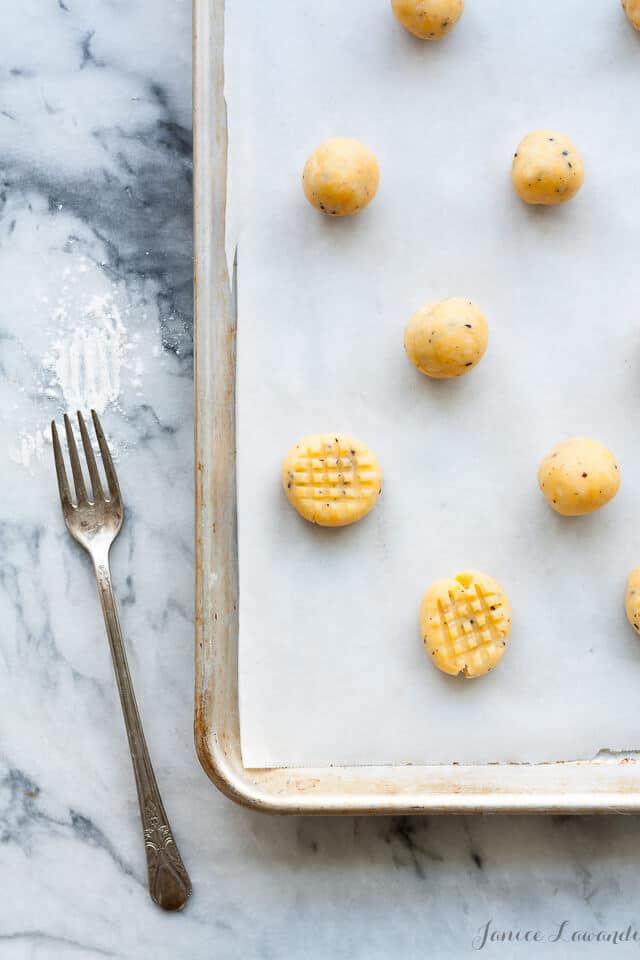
left=94, top=559, right=192, bottom=911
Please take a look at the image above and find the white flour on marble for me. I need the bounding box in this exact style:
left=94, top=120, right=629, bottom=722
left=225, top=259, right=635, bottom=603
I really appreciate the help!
left=8, top=428, right=48, bottom=469
left=7, top=253, right=157, bottom=467
left=44, top=291, right=129, bottom=415
left=9, top=284, right=133, bottom=467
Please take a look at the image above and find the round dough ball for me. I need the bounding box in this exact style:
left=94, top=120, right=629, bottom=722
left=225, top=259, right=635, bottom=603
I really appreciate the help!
left=391, top=0, right=464, bottom=39
left=538, top=438, right=620, bottom=517
left=623, top=0, right=640, bottom=30
left=512, top=131, right=584, bottom=206
left=302, top=138, right=380, bottom=217
left=404, top=298, right=488, bottom=379
left=625, top=567, right=640, bottom=635
left=421, top=570, right=512, bottom=679
left=282, top=433, right=382, bottom=527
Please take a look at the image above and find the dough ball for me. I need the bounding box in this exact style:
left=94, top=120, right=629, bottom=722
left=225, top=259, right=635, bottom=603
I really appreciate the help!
left=623, top=0, right=640, bottom=30
left=391, top=0, right=464, bottom=39
left=512, top=131, right=584, bottom=206
left=421, top=570, right=512, bottom=679
left=302, top=138, right=380, bottom=217
left=404, top=298, right=488, bottom=379
left=538, top=438, right=620, bottom=517
left=282, top=433, right=382, bottom=527
left=625, top=567, right=640, bottom=635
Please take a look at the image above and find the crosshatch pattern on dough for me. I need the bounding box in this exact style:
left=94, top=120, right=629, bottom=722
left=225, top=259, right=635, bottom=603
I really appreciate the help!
left=422, top=574, right=512, bottom=679
left=282, top=434, right=382, bottom=527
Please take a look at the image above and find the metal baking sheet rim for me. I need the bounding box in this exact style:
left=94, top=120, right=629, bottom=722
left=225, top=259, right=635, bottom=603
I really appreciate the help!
left=192, top=0, right=640, bottom=815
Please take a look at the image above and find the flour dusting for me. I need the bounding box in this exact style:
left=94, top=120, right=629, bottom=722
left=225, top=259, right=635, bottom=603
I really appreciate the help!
left=46, top=293, right=128, bottom=414
left=6, top=243, right=165, bottom=469
left=8, top=428, right=48, bottom=468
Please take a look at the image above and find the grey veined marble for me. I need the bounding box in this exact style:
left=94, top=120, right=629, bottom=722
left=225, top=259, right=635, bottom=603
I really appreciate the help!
left=2, top=2, right=640, bottom=959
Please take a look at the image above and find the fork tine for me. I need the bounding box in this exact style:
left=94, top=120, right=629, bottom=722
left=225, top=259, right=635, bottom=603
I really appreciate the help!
left=51, top=421, right=73, bottom=509
left=64, top=413, right=89, bottom=506
left=77, top=411, right=104, bottom=502
left=91, top=410, right=121, bottom=502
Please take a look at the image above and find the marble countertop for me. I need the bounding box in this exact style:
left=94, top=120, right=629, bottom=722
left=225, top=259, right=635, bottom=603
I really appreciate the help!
left=1, top=2, right=639, bottom=958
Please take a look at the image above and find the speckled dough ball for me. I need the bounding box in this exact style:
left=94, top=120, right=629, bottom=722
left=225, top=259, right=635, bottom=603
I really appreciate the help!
left=302, top=138, right=380, bottom=217
left=512, top=131, right=584, bottom=206
left=625, top=567, right=640, bottom=635
left=404, top=298, right=488, bottom=379
left=538, top=438, right=620, bottom=517
left=623, top=0, right=640, bottom=30
left=391, top=0, right=464, bottom=39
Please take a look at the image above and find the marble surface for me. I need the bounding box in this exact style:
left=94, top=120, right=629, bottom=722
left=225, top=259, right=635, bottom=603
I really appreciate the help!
left=1, top=2, right=640, bottom=958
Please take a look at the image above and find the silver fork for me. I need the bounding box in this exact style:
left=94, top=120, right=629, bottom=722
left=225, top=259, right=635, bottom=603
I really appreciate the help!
left=51, top=410, right=192, bottom=912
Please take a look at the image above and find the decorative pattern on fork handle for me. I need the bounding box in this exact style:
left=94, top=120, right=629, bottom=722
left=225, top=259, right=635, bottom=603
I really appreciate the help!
left=143, top=799, right=192, bottom=903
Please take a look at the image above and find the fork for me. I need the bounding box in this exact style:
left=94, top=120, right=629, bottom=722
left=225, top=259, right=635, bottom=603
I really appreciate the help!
left=51, top=410, right=192, bottom=912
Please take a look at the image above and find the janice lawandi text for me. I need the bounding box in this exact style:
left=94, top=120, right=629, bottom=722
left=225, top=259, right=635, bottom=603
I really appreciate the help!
left=473, top=920, right=640, bottom=950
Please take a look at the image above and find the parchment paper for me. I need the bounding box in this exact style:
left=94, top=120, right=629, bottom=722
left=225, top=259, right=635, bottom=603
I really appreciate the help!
left=227, top=0, right=640, bottom=767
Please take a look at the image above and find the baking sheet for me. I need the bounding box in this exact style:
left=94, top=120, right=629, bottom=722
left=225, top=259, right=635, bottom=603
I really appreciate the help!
left=228, top=0, right=640, bottom=768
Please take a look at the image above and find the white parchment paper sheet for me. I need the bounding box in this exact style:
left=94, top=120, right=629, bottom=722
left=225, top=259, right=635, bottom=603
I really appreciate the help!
left=228, top=0, right=640, bottom=767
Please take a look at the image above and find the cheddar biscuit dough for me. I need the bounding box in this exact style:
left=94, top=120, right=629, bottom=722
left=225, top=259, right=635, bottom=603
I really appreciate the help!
left=421, top=571, right=512, bottom=678
left=538, top=438, right=620, bottom=517
left=512, top=131, right=584, bottom=206
left=625, top=567, right=640, bottom=634
left=623, top=0, right=640, bottom=29
left=391, top=0, right=464, bottom=39
left=302, top=138, right=379, bottom=217
left=282, top=433, right=382, bottom=527
left=404, top=298, right=488, bottom=379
